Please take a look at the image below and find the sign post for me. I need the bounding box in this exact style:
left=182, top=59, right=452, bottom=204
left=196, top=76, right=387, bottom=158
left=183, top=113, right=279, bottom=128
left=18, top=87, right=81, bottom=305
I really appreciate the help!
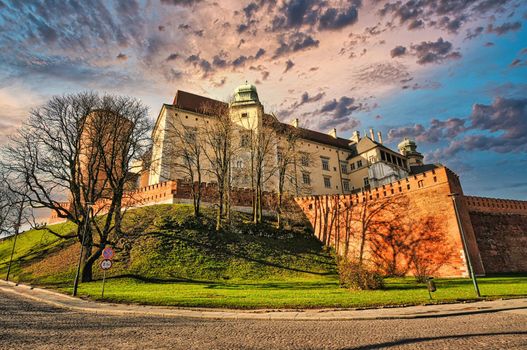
left=100, top=246, right=114, bottom=298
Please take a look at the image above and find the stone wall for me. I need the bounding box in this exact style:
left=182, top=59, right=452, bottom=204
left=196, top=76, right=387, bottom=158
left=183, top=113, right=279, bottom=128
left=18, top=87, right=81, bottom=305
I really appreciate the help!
left=464, top=196, right=527, bottom=274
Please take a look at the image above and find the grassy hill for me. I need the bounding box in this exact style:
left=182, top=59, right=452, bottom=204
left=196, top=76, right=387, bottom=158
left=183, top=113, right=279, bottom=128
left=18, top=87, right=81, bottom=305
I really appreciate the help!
left=0, top=204, right=336, bottom=286
left=1, top=204, right=525, bottom=309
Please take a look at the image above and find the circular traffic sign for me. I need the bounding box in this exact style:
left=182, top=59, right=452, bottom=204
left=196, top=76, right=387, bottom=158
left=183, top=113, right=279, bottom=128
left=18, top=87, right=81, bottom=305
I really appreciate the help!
left=100, top=259, right=112, bottom=270
left=102, top=247, right=114, bottom=260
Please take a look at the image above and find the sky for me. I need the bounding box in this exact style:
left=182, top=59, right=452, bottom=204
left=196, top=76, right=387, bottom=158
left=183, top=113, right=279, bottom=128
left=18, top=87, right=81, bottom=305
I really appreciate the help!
left=0, top=0, right=526, bottom=199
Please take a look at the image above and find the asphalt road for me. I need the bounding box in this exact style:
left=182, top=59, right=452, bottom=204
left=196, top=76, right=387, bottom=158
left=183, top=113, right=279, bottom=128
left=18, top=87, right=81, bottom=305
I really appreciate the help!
left=1, top=290, right=526, bottom=350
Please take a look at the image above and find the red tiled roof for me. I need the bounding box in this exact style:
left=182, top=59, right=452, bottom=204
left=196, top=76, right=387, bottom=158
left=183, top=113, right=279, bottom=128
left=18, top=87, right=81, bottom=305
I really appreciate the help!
left=173, top=90, right=227, bottom=114
left=171, top=90, right=355, bottom=151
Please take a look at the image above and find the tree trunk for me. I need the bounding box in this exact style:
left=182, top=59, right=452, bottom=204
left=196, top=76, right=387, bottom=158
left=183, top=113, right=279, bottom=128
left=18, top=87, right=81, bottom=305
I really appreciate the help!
left=81, top=245, right=103, bottom=282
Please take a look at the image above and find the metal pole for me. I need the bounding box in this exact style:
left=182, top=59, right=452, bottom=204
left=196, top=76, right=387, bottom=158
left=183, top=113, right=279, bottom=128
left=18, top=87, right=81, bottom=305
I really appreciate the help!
left=101, top=269, right=106, bottom=298
left=73, top=203, right=91, bottom=296
left=450, top=193, right=481, bottom=297
left=6, top=199, right=25, bottom=281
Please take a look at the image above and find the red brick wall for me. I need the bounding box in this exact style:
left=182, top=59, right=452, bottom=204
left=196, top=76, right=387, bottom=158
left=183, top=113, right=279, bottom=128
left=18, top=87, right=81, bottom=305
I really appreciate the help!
left=294, top=167, right=484, bottom=277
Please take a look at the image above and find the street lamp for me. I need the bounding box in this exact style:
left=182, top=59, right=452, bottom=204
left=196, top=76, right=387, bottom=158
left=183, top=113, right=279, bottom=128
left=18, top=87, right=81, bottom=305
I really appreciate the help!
left=72, top=202, right=92, bottom=297
left=449, top=193, right=481, bottom=297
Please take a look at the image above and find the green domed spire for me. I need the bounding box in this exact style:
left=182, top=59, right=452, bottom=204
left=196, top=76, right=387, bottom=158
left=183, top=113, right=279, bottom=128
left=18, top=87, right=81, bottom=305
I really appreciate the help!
left=233, top=81, right=259, bottom=103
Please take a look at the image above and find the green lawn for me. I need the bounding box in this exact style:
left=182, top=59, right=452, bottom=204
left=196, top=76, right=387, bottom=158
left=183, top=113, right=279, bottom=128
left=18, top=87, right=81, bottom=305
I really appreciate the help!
left=67, top=274, right=527, bottom=309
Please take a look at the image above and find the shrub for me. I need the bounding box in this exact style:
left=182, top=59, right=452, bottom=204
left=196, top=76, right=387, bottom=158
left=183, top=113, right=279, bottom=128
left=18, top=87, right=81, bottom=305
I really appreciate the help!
left=338, top=258, right=384, bottom=290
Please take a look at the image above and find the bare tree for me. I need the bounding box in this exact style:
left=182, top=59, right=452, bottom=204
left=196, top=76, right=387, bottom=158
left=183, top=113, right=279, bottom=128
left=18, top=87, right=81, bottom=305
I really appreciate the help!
left=1, top=92, right=151, bottom=283
left=251, top=122, right=279, bottom=224
left=161, top=114, right=204, bottom=217
left=201, top=101, right=234, bottom=230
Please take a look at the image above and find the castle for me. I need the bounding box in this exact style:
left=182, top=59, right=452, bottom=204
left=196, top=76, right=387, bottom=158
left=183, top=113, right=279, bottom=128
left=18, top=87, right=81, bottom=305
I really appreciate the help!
left=50, top=83, right=527, bottom=278
left=142, top=83, right=431, bottom=195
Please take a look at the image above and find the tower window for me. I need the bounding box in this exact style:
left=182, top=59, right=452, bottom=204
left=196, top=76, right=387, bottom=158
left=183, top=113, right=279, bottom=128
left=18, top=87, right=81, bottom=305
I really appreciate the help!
left=240, top=133, right=250, bottom=147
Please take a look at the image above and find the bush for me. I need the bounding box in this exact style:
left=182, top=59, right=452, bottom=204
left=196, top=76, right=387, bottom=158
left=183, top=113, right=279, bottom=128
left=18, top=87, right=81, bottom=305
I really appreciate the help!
left=338, top=258, right=384, bottom=290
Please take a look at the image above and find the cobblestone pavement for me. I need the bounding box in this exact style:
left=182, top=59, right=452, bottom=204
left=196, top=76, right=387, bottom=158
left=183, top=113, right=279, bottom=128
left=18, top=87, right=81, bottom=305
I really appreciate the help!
left=1, top=290, right=526, bottom=350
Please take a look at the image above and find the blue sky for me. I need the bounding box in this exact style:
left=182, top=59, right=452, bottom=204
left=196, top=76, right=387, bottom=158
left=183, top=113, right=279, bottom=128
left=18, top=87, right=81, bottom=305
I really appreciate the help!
left=0, top=0, right=526, bottom=199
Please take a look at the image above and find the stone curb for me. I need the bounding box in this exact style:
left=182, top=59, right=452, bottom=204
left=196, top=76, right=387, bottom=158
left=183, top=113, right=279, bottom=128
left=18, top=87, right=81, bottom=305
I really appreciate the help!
left=1, top=280, right=526, bottom=321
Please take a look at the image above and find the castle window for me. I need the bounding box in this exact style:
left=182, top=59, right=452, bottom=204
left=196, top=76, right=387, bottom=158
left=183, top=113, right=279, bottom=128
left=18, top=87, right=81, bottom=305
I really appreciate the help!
left=340, top=161, right=348, bottom=174
left=343, top=180, right=350, bottom=192
left=302, top=173, right=311, bottom=185
left=381, top=150, right=386, bottom=161
left=323, top=176, right=331, bottom=188
left=363, top=177, right=369, bottom=186
left=184, top=127, right=197, bottom=143
left=397, top=157, right=402, bottom=167
left=350, top=162, right=356, bottom=171
left=240, top=133, right=250, bottom=147
left=236, top=160, right=243, bottom=168
left=369, top=156, right=376, bottom=164
left=321, top=157, right=330, bottom=171
left=241, top=112, right=248, bottom=118
left=277, top=149, right=283, bottom=163
left=300, top=153, right=309, bottom=167
left=357, top=160, right=363, bottom=168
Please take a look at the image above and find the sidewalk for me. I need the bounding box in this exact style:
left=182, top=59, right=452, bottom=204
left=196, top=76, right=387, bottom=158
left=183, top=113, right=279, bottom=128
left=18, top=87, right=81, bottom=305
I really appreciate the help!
left=1, top=279, right=526, bottom=320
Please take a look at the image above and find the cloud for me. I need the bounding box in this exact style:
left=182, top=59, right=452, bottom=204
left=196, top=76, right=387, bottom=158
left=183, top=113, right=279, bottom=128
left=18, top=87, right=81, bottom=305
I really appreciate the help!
left=160, top=0, right=202, bottom=6
left=186, top=54, right=212, bottom=75
left=318, top=4, right=359, bottom=30
left=270, top=0, right=361, bottom=32
left=407, top=19, right=424, bottom=30
left=254, top=48, right=266, bottom=59
left=273, top=32, right=319, bottom=58
left=166, top=53, right=179, bottom=61
left=510, top=59, right=526, bottom=67
left=317, top=96, right=364, bottom=131
left=390, top=45, right=406, bottom=58
left=354, top=62, right=410, bottom=85
left=404, top=97, right=527, bottom=158
left=487, top=21, right=522, bottom=35
left=410, top=37, right=461, bottom=65
left=388, top=118, right=466, bottom=143
left=465, top=26, right=484, bottom=40
left=284, top=59, right=295, bottom=73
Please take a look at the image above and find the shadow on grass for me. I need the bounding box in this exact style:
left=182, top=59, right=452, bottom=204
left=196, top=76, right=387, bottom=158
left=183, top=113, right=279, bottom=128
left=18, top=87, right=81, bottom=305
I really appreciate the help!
left=151, top=231, right=335, bottom=276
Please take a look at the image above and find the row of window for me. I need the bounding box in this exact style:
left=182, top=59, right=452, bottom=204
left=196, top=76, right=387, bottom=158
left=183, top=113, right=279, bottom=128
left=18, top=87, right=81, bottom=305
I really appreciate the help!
left=301, top=173, right=352, bottom=192
left=380, top=150, right=406, bottom=168
left=321, top=157, right=364, bottom=173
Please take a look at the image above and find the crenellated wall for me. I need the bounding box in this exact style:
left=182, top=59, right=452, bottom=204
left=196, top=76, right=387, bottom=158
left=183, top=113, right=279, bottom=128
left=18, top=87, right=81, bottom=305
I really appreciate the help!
left=464, top=195, right=527, bottom=274
left=294, top=166, right=484, bottom=277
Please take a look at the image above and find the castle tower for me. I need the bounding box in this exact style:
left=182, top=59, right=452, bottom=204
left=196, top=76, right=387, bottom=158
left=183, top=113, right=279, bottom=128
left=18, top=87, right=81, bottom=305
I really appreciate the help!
left=230, top=82, right=264, bottom=131
left=398, top=138, right=424, bottom=166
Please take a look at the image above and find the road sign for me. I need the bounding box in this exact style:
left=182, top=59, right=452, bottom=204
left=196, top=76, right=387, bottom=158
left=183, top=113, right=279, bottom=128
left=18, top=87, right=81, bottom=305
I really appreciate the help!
left=102, top=247, right=114, bottom=260
left=100, top=259, right=112, bottom=270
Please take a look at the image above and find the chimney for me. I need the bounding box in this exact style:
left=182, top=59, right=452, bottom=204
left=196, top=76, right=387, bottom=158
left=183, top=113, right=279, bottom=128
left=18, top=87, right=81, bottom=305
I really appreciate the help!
left=377, top=131, right=383, bottom=144
left=369, top=128, right=375, bottom=140
left=291, top=118, right=299, bottom=128
left=350, top=130, right=360, bottom=143
left=329, top=128, right=337, bottom=138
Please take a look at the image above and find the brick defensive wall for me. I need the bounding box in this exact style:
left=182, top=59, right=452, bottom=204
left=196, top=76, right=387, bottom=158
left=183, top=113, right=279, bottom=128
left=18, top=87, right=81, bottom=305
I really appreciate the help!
left=463, top=195, right=527, bottom=274
left=295, top=167, right=486, bottom=277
